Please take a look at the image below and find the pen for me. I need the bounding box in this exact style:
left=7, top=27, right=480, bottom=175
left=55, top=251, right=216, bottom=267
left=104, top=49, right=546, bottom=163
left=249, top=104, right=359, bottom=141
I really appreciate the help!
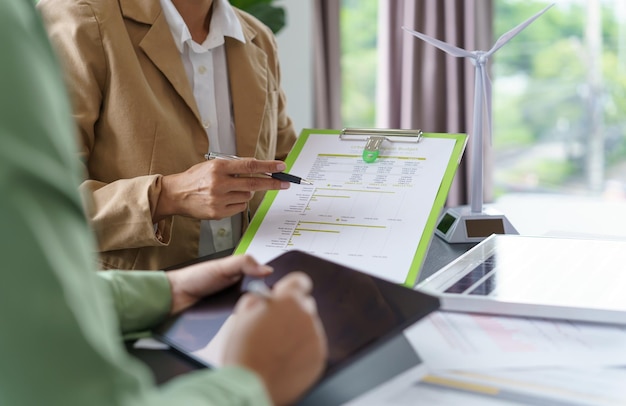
left=245, top=279, right=273, bottom=299
left=205, top=151, right=313, bottom=185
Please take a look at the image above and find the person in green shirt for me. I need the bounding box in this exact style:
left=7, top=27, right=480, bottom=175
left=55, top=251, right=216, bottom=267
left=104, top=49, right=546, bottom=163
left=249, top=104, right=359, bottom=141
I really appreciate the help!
left=0, top=2, right=326, bottom=405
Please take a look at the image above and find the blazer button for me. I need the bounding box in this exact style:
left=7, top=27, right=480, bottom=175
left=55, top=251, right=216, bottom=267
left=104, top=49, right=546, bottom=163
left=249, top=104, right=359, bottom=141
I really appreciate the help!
left=217, top=228, right=227, bottom=237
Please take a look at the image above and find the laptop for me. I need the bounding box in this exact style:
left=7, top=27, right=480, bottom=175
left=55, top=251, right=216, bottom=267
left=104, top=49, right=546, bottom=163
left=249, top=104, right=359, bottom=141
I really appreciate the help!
left=155, top=250, right=440, bottom=405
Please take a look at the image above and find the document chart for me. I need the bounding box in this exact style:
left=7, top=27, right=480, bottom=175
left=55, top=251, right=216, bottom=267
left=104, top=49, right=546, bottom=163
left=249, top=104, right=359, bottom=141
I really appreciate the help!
left=240, top=133, right=457, bottom=283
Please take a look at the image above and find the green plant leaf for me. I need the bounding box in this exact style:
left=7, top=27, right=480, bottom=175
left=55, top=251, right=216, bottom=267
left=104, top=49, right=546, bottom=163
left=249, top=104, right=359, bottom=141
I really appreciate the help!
left=229, top=0, right=285, bottom=34
left=246, top=3, right=285, bottom=33
left=230, top=0, right=272, bottom=8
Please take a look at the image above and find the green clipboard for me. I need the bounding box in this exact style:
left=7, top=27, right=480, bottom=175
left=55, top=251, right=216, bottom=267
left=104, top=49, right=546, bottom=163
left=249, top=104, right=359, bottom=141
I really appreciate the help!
left=235, top=128, right=467, bottom=287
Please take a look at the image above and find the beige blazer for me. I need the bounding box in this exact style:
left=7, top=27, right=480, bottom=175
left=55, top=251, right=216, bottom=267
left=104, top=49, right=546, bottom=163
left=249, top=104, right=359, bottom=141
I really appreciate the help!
left=39, top=0, right=297, bottom=270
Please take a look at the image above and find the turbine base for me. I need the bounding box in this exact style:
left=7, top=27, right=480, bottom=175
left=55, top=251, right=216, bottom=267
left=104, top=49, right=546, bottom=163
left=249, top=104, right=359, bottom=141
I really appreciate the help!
left=435, top=206, right=518, bottom=244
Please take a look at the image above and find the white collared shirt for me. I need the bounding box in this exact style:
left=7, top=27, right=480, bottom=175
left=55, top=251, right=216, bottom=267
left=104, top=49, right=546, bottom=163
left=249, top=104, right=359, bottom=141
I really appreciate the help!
left=160, top=0, right=245, bottom=256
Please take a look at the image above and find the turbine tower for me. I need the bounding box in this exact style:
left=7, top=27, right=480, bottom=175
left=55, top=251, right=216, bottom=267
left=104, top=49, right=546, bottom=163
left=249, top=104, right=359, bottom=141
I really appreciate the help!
left=403, top=4, right=554, bottom=243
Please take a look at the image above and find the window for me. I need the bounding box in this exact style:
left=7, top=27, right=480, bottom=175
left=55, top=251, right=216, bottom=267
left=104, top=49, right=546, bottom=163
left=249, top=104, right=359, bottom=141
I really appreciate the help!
left=341, top=1, right=626, bottom=202
left=493, top=0, right=626, bottom=200
left=340, top=0, right=378, bottom=127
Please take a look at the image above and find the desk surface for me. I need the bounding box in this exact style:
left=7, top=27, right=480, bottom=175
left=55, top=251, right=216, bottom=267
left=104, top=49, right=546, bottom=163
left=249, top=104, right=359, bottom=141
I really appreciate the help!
left=129, top=236, right=475, bottom=386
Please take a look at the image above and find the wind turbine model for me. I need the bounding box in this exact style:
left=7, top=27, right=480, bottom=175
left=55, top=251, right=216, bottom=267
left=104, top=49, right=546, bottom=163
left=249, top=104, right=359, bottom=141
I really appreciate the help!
left=403, top=4, right=554, bottom=243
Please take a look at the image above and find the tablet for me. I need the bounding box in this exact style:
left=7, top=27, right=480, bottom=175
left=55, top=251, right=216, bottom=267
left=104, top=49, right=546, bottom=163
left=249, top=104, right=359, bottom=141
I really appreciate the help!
left=417, top=234, right=626, bottom=325
left=154, top=250, right=439, bottom=400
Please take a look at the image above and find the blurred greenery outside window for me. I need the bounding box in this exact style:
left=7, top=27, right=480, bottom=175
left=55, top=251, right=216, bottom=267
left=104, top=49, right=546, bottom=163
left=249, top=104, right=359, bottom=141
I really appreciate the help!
left=340, top=0, right=378, bottom=127
left=340, top=0, right=626, bottom=200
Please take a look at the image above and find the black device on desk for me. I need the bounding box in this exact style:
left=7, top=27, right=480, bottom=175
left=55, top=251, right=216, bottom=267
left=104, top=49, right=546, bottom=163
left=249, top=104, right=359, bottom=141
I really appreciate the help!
left=154, top=250, right=440, bottom=405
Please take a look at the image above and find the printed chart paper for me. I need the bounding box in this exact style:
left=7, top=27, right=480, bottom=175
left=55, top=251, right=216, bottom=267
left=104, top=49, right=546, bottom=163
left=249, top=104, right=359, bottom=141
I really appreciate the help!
left=404, top=311, right=626, bottom=370
left=348, top=366, right=626, bottom=406
left=235, top=130, right=467, bottom=285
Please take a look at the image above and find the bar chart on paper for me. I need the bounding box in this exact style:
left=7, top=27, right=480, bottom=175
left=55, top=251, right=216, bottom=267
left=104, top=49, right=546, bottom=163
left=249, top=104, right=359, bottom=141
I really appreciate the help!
left=281, top=157, right=415, bottom=255
left=235, top=130, right=467, bottom=284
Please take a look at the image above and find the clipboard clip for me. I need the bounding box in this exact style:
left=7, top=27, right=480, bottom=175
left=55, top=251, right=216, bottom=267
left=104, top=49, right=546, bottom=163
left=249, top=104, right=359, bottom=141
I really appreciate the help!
left=363, top=136, right=385, bottom=163
left=339, top=128, right=423, bottom=163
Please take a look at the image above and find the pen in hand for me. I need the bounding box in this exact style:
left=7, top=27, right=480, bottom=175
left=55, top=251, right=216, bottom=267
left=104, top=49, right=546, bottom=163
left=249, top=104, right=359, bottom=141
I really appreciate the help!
left=205, top=152, right=313, bottom=185
left=245, top=279, right=273, bottom=299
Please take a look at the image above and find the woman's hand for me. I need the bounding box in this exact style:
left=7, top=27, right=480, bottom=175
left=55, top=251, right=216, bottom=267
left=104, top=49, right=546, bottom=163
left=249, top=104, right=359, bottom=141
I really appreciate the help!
left=165, top=255, right=273, bottom=315
left=155, top=158, right=290, bottom=222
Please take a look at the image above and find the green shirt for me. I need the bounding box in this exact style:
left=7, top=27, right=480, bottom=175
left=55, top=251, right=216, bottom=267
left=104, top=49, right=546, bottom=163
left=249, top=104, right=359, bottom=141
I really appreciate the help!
left=0, top=2, right=270, bottom=405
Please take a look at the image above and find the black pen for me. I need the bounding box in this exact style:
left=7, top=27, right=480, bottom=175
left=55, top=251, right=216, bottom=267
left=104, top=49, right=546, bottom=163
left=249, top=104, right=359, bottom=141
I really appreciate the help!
left=205, top=151, right=313, bottom=185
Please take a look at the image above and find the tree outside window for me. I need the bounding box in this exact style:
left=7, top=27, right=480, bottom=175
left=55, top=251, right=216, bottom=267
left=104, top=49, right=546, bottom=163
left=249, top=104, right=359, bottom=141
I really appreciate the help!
left=340, top=0, right=626, bottom=201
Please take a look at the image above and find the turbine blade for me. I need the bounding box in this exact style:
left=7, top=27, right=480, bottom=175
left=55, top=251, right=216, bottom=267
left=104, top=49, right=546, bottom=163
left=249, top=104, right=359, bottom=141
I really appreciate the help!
left=402, top=26, right=474, bottom=58
left=482, top=68, right=493, bottom=145
left=486, top=3, right=555, bottom=56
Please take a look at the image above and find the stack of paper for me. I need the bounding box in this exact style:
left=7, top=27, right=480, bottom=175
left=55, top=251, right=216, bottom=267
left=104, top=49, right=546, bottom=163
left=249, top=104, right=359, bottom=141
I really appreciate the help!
left=347, top=311, right=626, bottom=405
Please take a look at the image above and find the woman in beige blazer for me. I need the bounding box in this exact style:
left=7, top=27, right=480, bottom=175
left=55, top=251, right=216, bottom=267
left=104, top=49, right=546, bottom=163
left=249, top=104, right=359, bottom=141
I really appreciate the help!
left=39, top=0, right=298, bottom=270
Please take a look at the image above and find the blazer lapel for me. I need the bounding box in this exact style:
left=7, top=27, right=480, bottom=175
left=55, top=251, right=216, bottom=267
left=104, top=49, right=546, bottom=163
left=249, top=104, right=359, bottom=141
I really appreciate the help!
left=120, top=0, right=202, bottom=124
left=227, top=19, right=268, bottom=158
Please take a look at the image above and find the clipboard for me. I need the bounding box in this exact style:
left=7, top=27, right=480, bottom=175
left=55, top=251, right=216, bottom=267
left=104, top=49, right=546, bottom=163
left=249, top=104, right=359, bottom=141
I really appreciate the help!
left=339, top=128, right=424, bottom=163
left=235, top=128, right=468, bottom=286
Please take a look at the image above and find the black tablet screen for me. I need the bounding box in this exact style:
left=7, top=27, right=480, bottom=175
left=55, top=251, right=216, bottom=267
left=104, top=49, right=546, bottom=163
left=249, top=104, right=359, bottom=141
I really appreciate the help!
left=155, top=250, right=439, bottom=378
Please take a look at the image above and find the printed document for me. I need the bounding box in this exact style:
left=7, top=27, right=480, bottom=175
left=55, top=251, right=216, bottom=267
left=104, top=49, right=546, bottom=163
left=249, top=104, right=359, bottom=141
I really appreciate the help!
left=404, top=311, right=626, bottom=370
left=235, top=130, right=466, bottom=285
